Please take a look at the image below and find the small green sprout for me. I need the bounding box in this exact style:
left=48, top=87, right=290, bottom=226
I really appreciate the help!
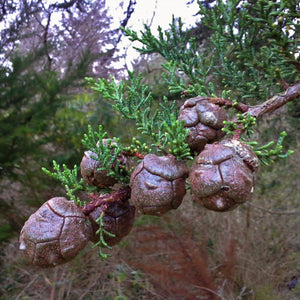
left=42, top=161, right=86, bottom=206
left=161, top=115, right=192, bottom=161
left=91, top=212, right=116, bottom=259
left=81, top=125, right=130, bottom=184
left=222, top=113, right=256, bottom=137
left=251, top=131, right=294, bottom=165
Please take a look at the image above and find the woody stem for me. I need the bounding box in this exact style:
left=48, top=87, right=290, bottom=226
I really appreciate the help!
left=82, top=186, right=131, bottom=215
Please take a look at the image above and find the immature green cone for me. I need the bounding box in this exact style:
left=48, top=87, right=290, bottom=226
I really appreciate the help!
left=19, top=197, right=92, bottom=267
left=178, top=96, right=228, bottom=153
left=130, top=154, right=189, bottom=216
left=190, top=139, right=259, bottom=212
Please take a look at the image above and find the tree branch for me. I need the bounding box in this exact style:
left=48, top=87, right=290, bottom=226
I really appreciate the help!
left=81, top=186, right=131, bottom=215
left=120, top=0, right=137, bottom=28
left=247, top=83, right=300, bottom=119
left=209, top=97, right=249, bottom=113
left=49, top=0, right=82, bottom=12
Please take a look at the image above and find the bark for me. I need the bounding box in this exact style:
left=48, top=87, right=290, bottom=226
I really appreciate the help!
left=247, top=82, right=300, bottom=119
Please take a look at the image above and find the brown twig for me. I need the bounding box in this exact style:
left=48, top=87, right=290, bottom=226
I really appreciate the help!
left=232, top=124, right=245, bottom=140
left=82, top=186, right=131, bottom=215
left=246, top=82, right=300, bottom=119
left=279, top=78, right=290, bottom=90
left=228, top=82, right=300, bottom=138
left=209, top=82, right=300, bottom=121
left=209, top=97, right=249, bottom=113
left=122, top=150, right=145, bottom=159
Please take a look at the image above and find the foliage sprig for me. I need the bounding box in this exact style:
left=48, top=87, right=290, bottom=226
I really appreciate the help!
left=122, top=1, right=299, bottom=101
left=123, top=17, right=216, bottom=97
left=249, top=131, right=294, bottom=165
left=222, top=113, right=257, bottom=137
left=42, top=161, right=86, bottom=205
left=161, top=116, right=192, bottom=160
left=86, top=74, right=192, bottom=160
left=198, top=0, right=300, bottom=101
left=91, top=212, right=115, bottom=259
left=124, top=137, right=150, bottom=157
left=81, top=125, right=130, bottom=184
left=86, top=72, right=152, bottom=120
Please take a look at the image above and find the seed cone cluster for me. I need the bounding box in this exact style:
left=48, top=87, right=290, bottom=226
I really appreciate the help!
left=19, top=97, right=259, bottom=267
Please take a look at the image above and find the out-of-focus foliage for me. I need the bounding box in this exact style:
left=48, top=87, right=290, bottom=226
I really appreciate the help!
left=0, top=0, right=130, bottom=183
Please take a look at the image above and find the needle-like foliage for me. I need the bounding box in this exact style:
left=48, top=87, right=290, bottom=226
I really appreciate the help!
left=42, top=161, right=87, bottom=205
left=123, top=1, right=299, bottom=103
left=123, top=17, right=216, bottom=97
left=86, top=72, right=192, bottom=161
left=249, top=131, right=294, bottom=165
left=81, top=125, right=130, bottom=183
left=91, top=212, right=116, bottom=260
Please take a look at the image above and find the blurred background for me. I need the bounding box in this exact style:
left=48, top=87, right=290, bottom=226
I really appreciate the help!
left=0, top=0, right=299, bottom=299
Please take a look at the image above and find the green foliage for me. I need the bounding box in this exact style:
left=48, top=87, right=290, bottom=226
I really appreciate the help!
left=160, top=116, right=192, bottom=160
left=0, top=55, right=61, bottom=177
left=123, top=17, right=216, bottom=97
left=118, top=0, right=299, bottom=165
left=81, top=125, right=130, bottom=183
left=42, top=161, right=86, bottom=205
left=91, top=212, right=115, bottom=259
left=86, top=73, right=192, bottom=160
left=0, top=0, right=123, bottom=213
left=250, top=131, right=294, bottom=165
left=123, top=1, right=299, bottom=103
left=198, top=0, right=300, bottom=101
left=161, top=60, right=215, bottom=97
left=222, top=113, right=257, bottom=136
left=0, top=52, right=107, bottom=205
left=124, top=137, right=151, bottom=155
left=222, top=115, right=294, bottom=165
left=0, top=224, right=14, bottom=242
left=86, top=72, right=152, bottom=120
left=122, top=17, right=192, bottom=61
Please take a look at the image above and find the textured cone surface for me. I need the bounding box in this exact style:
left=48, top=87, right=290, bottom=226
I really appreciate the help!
left=178, top=96, right=227, bottom=153
left=190, top=140, right=259, bottom=212
left=19, top=197, right=92, bottom=267
left=130, top=154, right=189, bottom=215
left=89, top=198, right=135, bottom=246
left=80, top=150, right=117, bottom=188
